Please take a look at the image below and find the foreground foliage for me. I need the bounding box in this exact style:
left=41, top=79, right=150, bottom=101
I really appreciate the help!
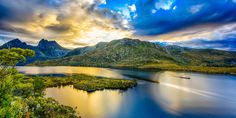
left=0, top=48, right=34, bottom=77
left=0, top=69, right=78, bottom=118
left=0, top=48, right=78, bottom=117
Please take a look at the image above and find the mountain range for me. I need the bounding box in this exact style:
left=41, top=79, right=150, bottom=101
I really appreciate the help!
left=0, top=39, right=70, bottom=65
left=1, top=38, right=236, bottom=73
left=31, top=38, right=236, bottom=70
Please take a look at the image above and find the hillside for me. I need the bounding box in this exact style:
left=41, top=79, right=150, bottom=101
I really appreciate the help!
left=31, top=38, right=236, bottom=74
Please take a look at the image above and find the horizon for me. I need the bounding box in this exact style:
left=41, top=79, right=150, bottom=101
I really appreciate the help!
left=0, top=0, right=236, bottom=50
left=2, top=38, right=236, bottom=52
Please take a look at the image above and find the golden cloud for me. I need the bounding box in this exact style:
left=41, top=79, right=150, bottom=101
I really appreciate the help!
left=0, top=0, right=132, bottom=48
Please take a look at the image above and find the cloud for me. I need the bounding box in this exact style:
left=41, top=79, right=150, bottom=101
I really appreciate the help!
left=170, top=38, right=236, bottom=51
left=0, top=0, right=131, bottom=48
left=137, top=22, right=236, bottom=42
left=211, top=23, right=236, bottom=39
left=190, top=4, right=204, bottom=14
left=1, top=0, right=236, bottom=51
left=135, top=22, right=236, bottom=51
left=155, top=0, right=175, bottom=10
left=151, top=9, right=157, bottom=14
left=132, top=0, right=236, bottom=36
left=129, top=4, right=136, bottom=12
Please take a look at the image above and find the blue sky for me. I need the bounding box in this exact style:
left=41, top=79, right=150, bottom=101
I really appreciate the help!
left=0, top=0, right=236, bottom=50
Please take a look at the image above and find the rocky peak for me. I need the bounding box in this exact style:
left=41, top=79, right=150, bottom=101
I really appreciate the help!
left=37, top=39, right=63, bottom=49
left=0, top=38, right=28, bottom=49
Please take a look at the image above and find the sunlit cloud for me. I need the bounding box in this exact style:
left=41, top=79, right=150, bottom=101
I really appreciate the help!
left=155, top=0, right=175, bottom=10
left=0, top=0, right=131, bottom=48
left=1, top=0, right=236, bottom=50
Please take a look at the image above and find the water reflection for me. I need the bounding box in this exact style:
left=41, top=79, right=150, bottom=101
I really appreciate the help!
left=45, top=86, right=123, bottom=118
left=150, top=71, right=236, bottom=117
left=17, top=66, right=236, bottom=118
left=17, top=66, right=124, bottom=78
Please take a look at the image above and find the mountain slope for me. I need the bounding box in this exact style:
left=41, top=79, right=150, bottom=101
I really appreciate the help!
left=31, top=38, right=236, bottom=71
left=0, top=39, right=70, bottom=65
left=0, top=39, right=30, bottom=49
left=65, top=42, right=107, bottom=57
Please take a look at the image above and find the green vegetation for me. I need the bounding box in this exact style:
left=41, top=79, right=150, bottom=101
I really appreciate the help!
left=30, top=39, right=236, bottom=74
left=73, top=78, right=136, bottom=92
left=0, top=48, right=78, bottom=117
left=137, top=61, right=236, bottom=74
left=33, top=75, right=137, bottom=92
left=0, top=48, right=137, bottom=117
left=0, top=48, right=35, bottom=77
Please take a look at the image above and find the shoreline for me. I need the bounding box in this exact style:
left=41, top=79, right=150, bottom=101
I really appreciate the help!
left=25, top=65, right=236, bottom=75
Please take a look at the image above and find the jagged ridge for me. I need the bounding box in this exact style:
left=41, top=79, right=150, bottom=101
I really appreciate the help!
left=32, top=38, right=236, bottom=68
left=0, top=39, right=70, bottom=65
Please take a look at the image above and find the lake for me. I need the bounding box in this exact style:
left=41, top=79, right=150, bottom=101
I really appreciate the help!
left=17, top=66, right=236, bottom=118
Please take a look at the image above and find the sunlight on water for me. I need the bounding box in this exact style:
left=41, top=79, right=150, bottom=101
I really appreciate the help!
left=17, top=66, right=236, bottom=118
left=17, top=66, right=124, bottom=78
left=45, top=86, right=123, bottom=118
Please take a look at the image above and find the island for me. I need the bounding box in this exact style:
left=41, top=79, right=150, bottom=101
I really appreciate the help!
left=31, top=74, right=137, bottom=92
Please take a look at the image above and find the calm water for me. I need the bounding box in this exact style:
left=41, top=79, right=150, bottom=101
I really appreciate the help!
left=17, top=66, right=236, bottom=118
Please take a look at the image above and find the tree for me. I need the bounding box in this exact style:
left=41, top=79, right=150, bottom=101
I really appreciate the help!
left=0, top=48, right=35, bottom=77
left=0, top=48, right=35, bottom=117
left=33, top=77, right=45, bottom=96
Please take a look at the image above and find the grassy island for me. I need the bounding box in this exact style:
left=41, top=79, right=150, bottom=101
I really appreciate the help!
left=32, top=74, right=137, bottom=92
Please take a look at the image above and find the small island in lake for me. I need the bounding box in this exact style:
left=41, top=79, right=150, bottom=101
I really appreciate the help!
left=31, top=74, right=137, bottom=92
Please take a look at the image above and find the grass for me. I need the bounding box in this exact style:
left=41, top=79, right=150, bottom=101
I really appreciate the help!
left=73, top=78, right=137, bottom=92
left=0, top=70, right=79, bottom=118
left=138, top=62, right=236, bottom=74
left=30, top=60, right=236, bottom=75
left=33, top=74, right=137, bottom=92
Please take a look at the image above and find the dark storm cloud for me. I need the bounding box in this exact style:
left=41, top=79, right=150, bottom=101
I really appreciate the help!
left=0, top=22, right=32, bottom=35
left=46, top=24, right=71, bottom=33
left=172, top=38, right=236, bottom=51
left=132, top=0, right=236, bottom=36
left=0, top=0, right=41, bottom=22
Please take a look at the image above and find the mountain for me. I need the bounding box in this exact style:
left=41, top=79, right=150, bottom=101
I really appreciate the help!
left=0, top=39, right=34, bottom=49
left=65, top=42, right=108, bottom=57
left=0, top=39, right=70, bottom=65
left=31, top=38, right=236, bottom=73
left=37, top=39, right=70, bottom=57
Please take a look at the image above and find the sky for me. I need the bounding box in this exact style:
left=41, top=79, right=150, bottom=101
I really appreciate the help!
left=0, top=0, right=236, bottom=50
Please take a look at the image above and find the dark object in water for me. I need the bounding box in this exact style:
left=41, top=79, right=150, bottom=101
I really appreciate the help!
left=123, top=74, right=159, bottom=83
left=179, top=76, right=191, bottom=79
left=27, top=74, right=67, bottom=77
